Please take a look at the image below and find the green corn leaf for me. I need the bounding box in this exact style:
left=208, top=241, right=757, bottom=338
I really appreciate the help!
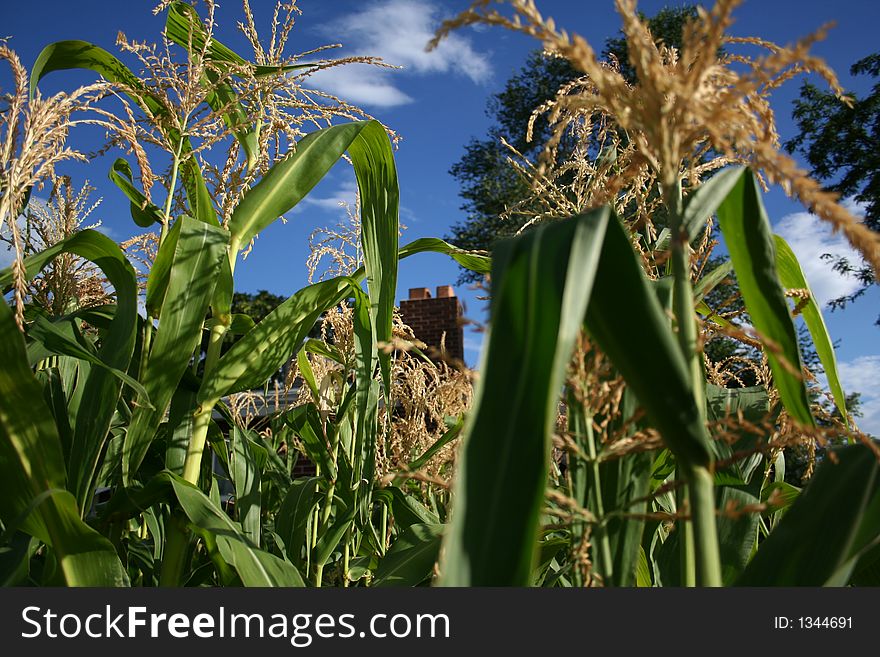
left=372, top=488, right=439, bottom=530
left=440, top=208, right=611, bottom=586
left=28, top=314, right=149, bottom=400
left=374, top=523, right=443, bottom=587
left=737, top=444, right=880, bottom=586
left=165, top=473, right=305, bottom=586
left=407, top=417, right=464, bottom=471
left=694, top=260, right=733, bottom=303
left=108, top=158, right=165, bottom=227
left=229, top=121, right=378, bottom=248
left=0, top=229, right=139, bottom=512
left=585, top=215, right=713, bottom=469
left=0, top=297, right=128, bottom=586
left=276, top=477, right=320, bottom=568
left=199, top=276, right=352, bottom=402
left=397, top=238, right=491, bottom=275
left=145, top=217, right=183, bottom=316
left=314, top=506, right=357, bottom=569
left=231, top=427, right=262, bottom=547
left=773, top=234, right=848, bottom=425
left=281, top=404, right=337, bottom=481
left=716, top=170, right=814, bottom=426
left=124, top=217, right=228, bottom=482
left=31, top=40, right=218, bottom=227
left=348, top=121, right=399, bottom=396
left=716, top=487, right=761, bottom=585
left=681, top=165, right=746, bottom=242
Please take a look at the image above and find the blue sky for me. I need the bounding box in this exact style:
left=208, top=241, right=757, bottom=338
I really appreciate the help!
left=3, top=0, right=879, bottom=431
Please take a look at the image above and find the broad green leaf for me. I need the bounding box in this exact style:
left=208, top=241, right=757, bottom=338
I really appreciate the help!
left=315, top=506, right=357, bottom=569
left=166, top=473, right=305, bottom=586
left=599, top=451, right=653, bottom=587
left=276, top=477, right=320, bottom=568
left=737, top=444, right=880, bottom=586
left=0, top=229, right=139, bottom=511
left=715, top=171, right=814, bottom=426
left=27, top=314, right=149, bottom=401
left=31, top=40, right=218, bottom=227
left=124, top=217, right=228, bottom=481
left=681, top=166, right=746, bottom=242
left=0, top=297, right=128, bottom=586
left=694, top=260, right=733, bottom=303
left=229, top=121, right=375, bottom=247
left=397, top=238, right=491, bottom=275
left=716, top=487, right=760, bottom=585
left=199, top=277, right=352, bottom=402
left=372, top=488, right=440, bottom=530
left=439, top=208, right=611, bottom=586
left=281, top=404, right=337, bottom=481
left=145, top=216, right=182, bottom=316
left=108, top=158, right=165, bottom=227
left=774, top=234, right=848, bottom=425
left=374, top=523, right=443, bottom=587
left=407, top=417, right=464, bottom=471
left=232, top=427, right=262, bottom=547
left=348, top=121, right=399, bottom=396
left=585, top=214, right=713, bottom=469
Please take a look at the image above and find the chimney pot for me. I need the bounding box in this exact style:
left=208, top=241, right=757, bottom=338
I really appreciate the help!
left=436, top=285, right=455, bottom=298
left=409, top=287, right=431, bottom=300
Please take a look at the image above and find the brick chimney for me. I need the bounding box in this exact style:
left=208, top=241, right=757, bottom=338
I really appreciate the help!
left=400, top=285, right=464, bottom=362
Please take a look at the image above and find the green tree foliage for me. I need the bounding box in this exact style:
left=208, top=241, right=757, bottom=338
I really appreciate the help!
left=786, top=52, right=880, bottom=321
left=447, top=6, right=698, bottom=283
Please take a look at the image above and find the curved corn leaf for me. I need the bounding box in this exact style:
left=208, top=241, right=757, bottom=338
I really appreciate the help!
left=694, top=260, right=733, bottom=303
left=164, top=2, right=310, bottom=77
left=0, top=229, right=139, bottom=511
left=31, top=40, right=217, bottom=226
left=27, top=314, right=149, bottom=401
left=276, top=477, right=319, bottom=568
left=737, top=444, right=880, bottom=585
left=397, top=237, right=490, bottom=275
left=229, top=121, right=377, bottom=247
left=585, top=214, right=713, bottom=469
left=165, top=473, right=305, bottom=586
left=124, top=217, right=228, bottom=482
left=348, top=121, right=399, bottom=395
left=374, top=523, right=443, bottom=587
left=681, top=165, right=746, bottom=242
left=199, top=276, right=353, bottom=402
left=109, top=158, right=165, bottom=227
left=773, top=234, right=848, bottom=425
left=440, top=208, right=611, bottom=586
left=144, top=216, right=183, bottom=316
left=407, top=417, right=464, bottom=471
left=0, top=297, right=129, bottom=586
left=716, top=171, right=814, bottom=426
left=231, top=427, right=262, bottom=547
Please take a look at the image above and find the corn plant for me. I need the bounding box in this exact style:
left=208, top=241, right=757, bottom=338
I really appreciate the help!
left=432, top=0, right=880, bottom=587
left=0, top=1, right=485, bottom=587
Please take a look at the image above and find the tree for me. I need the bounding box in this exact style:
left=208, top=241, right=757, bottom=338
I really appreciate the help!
left=447, top=6, right=699, bottom=283
left=785, top=52, right=880, bottom=323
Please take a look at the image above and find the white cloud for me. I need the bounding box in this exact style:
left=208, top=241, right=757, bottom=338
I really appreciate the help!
left=302, top=179, right=359, bottom=211
left=773, top=198, right=867, bottom=307
left=311, top=0, right=492, bottom=107
left=837, top=354, right=880, bottom=437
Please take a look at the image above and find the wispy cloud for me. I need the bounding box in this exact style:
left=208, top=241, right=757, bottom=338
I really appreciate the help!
left=302, top=179, right=359, bottom=212
left=837, top=354, right=880, bottom=437
left=311, top=0, right=492, bottom=107
left=773, top=198, right=867, bottom=307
